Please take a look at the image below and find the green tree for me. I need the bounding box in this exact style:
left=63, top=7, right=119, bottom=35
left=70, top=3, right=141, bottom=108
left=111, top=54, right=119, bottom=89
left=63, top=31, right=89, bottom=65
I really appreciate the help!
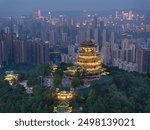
left=53, top=75, right=61, bottom=88
left=17, top=72, right=25, bottom=82
left=144, top=99, right=150, bottom=112
left=71, top=77, right=81, bottom=88
left=37, top=64, right=50, bottom=76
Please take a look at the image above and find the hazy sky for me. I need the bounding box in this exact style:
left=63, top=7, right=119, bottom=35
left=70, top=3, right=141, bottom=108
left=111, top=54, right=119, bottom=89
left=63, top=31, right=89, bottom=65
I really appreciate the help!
left=0, top=0, right=149, bottom=15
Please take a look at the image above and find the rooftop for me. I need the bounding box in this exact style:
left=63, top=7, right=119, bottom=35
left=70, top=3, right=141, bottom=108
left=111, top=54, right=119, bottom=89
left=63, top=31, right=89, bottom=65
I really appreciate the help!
left=80, top=39, right=97, bottom=47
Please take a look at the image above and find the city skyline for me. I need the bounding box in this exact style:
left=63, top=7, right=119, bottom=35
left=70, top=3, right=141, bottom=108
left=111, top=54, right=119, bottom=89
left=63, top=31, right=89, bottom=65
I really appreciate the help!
left=0, top=0, right=150, bottom=16
left=0, top=1, right=150, bottom=114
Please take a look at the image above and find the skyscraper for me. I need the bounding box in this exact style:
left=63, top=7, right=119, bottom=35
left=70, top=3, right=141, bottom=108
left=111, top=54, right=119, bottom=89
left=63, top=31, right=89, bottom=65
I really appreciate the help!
left=0, top=33, right=49, bottom=65
left=0, top=40, right=7, bottom=65
left=100, top=21, right=104, bottom=31
left=26, top=40, right=49, bottom=64
left=136, top=47, right=150, bottom=73
left=0, top=33, right=16, bottom=64
left=93, top=15, right=98, bottom=28
left=94, top=28, right=99, bottom=43
left=49, top=30, right=55, bottom=47
left=102, top=29, right=106, bottom=45
left=38, top=9, right=41, bottom=18
left=111, top=32, right=115, bottom=45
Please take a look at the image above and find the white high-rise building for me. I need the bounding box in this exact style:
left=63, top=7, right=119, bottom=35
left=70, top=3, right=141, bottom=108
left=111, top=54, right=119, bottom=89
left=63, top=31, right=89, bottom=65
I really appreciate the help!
left=68, top=45, right=75, bottom=55
left=49, top=30, right=55, bottom=47
left=102, top=29, right=106, bottom=45
left=111, top=32, right=115, bottom=45
left=94, top=28, right=99, bottom=43
left=101, top=42, right=111, bottom=65
left=4, top=27, right=10, bottom=34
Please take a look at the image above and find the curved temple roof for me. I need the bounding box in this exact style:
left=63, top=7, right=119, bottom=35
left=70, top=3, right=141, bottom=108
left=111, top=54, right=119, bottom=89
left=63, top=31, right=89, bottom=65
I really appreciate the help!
left=80, top=39, right=97, bottom=47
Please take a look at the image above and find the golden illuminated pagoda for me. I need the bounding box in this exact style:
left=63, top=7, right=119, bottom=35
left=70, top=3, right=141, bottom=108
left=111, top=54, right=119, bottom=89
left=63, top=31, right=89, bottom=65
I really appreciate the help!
left=4, top=71, right=18, bottom=86
left=50, top=64, right=58, bottom=73
left=65, top=39, right=108, bottom=81
left=53, top=88, right=73, bottom=113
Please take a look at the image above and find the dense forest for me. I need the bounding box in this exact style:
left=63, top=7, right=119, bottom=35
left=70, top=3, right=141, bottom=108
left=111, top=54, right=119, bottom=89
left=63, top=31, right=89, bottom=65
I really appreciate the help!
left=0, top=64, right=56, bottom=113
left=73, top=68, right=150, bottom=113
left=0, top=83, right=55, bottom=112
left=0, top=64, right=150, bottom=113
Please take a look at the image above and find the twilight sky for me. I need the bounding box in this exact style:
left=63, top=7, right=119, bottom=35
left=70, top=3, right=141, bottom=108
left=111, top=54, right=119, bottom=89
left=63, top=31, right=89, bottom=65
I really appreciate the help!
left=0, top=0, right=149, bottom=15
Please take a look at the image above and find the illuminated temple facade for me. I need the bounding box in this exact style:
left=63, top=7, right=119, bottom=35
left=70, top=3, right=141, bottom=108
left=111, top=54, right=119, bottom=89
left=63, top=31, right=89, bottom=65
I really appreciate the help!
left=65, top=39, right=108, bottom=81
left=53, top=88, right=73, bottom=113
left=4, top=71, right=18, bottom=86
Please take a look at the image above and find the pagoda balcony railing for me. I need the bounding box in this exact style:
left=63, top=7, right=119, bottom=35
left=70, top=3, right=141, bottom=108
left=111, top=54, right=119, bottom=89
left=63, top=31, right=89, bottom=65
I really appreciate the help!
left=77, top=63, right=101, bottom=67
left=86, top=70, right=105, bottom=74
left=78, top=56, right=99, bottom=59
left=79, top=67, right=101, bottom=70
left=77, top=57, right=101, bottom=61
left=65, top=68, right=105, bottom=77
left=76, top=62, right=101, bottom=66
left=78, top=49, right=98, bottom=53
left=79, top=53, right=99, bottom=56
left=77, top=60, right=102, bottom=63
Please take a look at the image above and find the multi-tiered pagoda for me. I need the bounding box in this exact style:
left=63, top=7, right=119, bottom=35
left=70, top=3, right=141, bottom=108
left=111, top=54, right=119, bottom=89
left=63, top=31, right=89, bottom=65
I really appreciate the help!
left=53, top=88, right=73, bottom=113
left=4, top=71, right=18, bottom=86
left=65, top=39, right=108, bottom=81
